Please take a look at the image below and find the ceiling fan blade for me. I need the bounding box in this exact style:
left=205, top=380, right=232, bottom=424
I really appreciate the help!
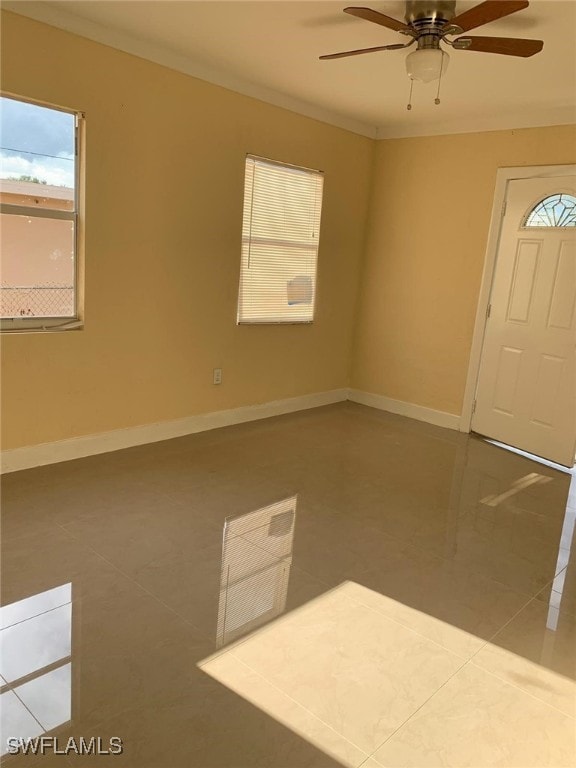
left=344, top=7, right=409, bottom=32
left=457, top=35, right=543, bottom=56
left=450, top=1, right=529, bottom=32
left=320, top=43, right=407, bottom=60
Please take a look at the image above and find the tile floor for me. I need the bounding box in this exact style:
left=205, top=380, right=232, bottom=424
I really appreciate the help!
left=0, top=402, right=574, bottom=767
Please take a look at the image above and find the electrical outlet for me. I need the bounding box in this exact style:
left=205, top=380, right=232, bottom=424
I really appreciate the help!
left=213, top=368, right=222, bottom=385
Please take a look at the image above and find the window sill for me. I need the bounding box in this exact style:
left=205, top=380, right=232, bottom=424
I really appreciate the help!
left=0, top=319, right=84, bottom=334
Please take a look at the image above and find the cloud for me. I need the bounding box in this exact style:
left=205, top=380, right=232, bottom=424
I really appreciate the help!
left=1, top=96, right=74, bottom=157
left=0, top=153, right=74, bottom=188
left=0, top=96, right=75, bottom=187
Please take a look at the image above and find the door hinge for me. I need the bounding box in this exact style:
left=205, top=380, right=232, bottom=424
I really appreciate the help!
left=486, top=302, right=492, bottom=320
left=472, top=399, right=477, bottom=415
left=501, top=199, right=507, bottom=218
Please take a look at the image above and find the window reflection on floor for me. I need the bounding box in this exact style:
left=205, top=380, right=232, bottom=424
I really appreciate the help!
left=217, top=497, right=296, bottom=648
left=0, top=583, right=72, bottom=755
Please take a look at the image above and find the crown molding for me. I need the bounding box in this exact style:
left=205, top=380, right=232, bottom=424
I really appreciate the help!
left=2, top=2, right=377, bottom=140
left=375, top=107, right=576, bottom=139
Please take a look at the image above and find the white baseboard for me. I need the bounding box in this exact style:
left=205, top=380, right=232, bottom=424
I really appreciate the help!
left=1, top=387, right=462, bottom=474
left=0, top=389, right=348, bottom=474
left=348, top=389, right=461, bottom=431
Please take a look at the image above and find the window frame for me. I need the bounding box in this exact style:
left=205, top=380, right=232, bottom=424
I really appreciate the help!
left=237, top=154, right=324, bottom=326
left=0, top=93, right=85, bottom=333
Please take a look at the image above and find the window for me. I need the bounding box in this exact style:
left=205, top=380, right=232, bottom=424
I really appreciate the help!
left=0, top=95, right=83, bottom=331
left=524, top=193, right=576, bottom=228
left=237, top=155, right=324, bottom=324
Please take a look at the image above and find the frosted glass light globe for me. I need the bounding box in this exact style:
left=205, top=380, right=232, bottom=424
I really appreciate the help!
left=406, top=49, right=449, bottom=83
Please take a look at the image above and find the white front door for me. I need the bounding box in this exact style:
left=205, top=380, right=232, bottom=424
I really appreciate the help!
left=472, top=176, right=576, bottom=466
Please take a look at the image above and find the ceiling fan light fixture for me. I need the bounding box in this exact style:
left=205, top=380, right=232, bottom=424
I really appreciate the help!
left=405, top=48, right=449, bottom=82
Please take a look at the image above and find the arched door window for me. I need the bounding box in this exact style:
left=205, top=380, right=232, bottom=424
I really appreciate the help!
left=523, top=193, right=576, bottom=227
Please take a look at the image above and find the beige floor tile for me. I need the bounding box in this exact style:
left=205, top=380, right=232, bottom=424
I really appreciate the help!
left=131, top=540, right=332, bottom=641
left=202, top=653, right=368, bottom=767
left=63, top=670, right=350, bottom=767
left=341, top=581, right=502, bottom=660
left=0, top=467, right=169, bottom=534
left=291, top=511, right=408, bottom=583
left=231, top=583, right=464, bottom=754
left=61, top=500, right=223, bottom=575
left=349, top=552, right=533, bottom=656
left=0, top=527, right=138, bottom=609
left=409, top=506, right=565, bottom=597
left=66, top=583, right=213, bottom=728
left=1, top=403, right=573, bottom=768
left=473, top=599, right=576, bottom=717
left=4, top=580, right=214, bottom=736
left=373, top=663, right=576, bottom=768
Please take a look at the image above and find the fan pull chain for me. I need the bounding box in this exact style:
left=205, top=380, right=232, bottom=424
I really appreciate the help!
left=406, top=78, right=414, bottom=111
left=434, top=52, right=445, bottom=105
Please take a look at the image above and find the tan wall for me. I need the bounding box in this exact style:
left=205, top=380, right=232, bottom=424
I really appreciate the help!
left=352, top=126, right=576, bottom=416
left=2, top=10, right=575, bottom=452
left=0, top=11, right=373, bottom=449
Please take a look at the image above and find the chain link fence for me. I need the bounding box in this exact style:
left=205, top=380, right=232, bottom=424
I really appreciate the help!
left=1, top=284, right=75, bottom=318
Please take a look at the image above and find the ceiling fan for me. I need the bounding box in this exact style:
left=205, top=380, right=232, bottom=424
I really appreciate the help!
left=320, top=1, right=544, bottom=86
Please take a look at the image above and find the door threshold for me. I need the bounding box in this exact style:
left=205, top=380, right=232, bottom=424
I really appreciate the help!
left=484, top=438, right=575, bottom=476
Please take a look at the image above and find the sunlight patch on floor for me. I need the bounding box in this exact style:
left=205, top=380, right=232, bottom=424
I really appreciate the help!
left=200, top=580, right=575, bottom=766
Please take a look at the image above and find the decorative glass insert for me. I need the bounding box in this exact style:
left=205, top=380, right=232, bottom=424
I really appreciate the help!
left=524, top=193, right=576, bottom=228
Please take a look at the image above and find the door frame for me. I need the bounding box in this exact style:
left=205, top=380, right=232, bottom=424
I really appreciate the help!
left=460, top=163, right=576, bottom=434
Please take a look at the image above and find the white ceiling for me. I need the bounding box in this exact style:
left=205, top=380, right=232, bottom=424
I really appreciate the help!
left=5, top=0, right=576, bottom=138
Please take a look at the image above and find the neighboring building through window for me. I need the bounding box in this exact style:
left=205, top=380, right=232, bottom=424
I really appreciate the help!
left=0, top=95, right=82, bottom=331
left=237, top=154, right=324, bottom=324
left=524, top=193, right=576, bottom=228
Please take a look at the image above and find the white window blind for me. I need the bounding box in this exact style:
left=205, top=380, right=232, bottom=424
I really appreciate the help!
left=237, top=155, right=324, bottom=324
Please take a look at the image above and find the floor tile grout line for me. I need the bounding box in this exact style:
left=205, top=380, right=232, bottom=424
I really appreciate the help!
left=52, top=521, right=370, bottom=666
left=0, top=602, right=71, bottom=632
left=473, top=563, right=576, bottom=662
left=212, top=652, right=371, bottom=763
left=258, top=552, right=544, bottom=661
left=533, top=565, right=576, bottom=620
left=465, top=660, right=576, bottom=721
left=208, top=583, right=501, bottom=762
left=364, top=655, right=471, bottom=762
left=3, top=683, right=48, bottom=734
left=197, top=581, right=351, bottom=661
left=19, top=486, right=569, bottom=606
left=331, top=591, right=476, bottom=660
left=466, top=589, right=546, bottom=666
left=365, top=637, right=575, bottom=764
left=201, top=569, right=475, bottom=665
left=306, top=505, right=565, bottom=612
left=54, top=516, right=556, bottom=671
left=468, top=554, right=576, bottom=685
left=202, top=585, right=462, bottom=670
left=53, top=521, right=218, bottom=644
left=50, top=519, right=576, bottom=736
left=392, top=539, right=568, bottom=607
